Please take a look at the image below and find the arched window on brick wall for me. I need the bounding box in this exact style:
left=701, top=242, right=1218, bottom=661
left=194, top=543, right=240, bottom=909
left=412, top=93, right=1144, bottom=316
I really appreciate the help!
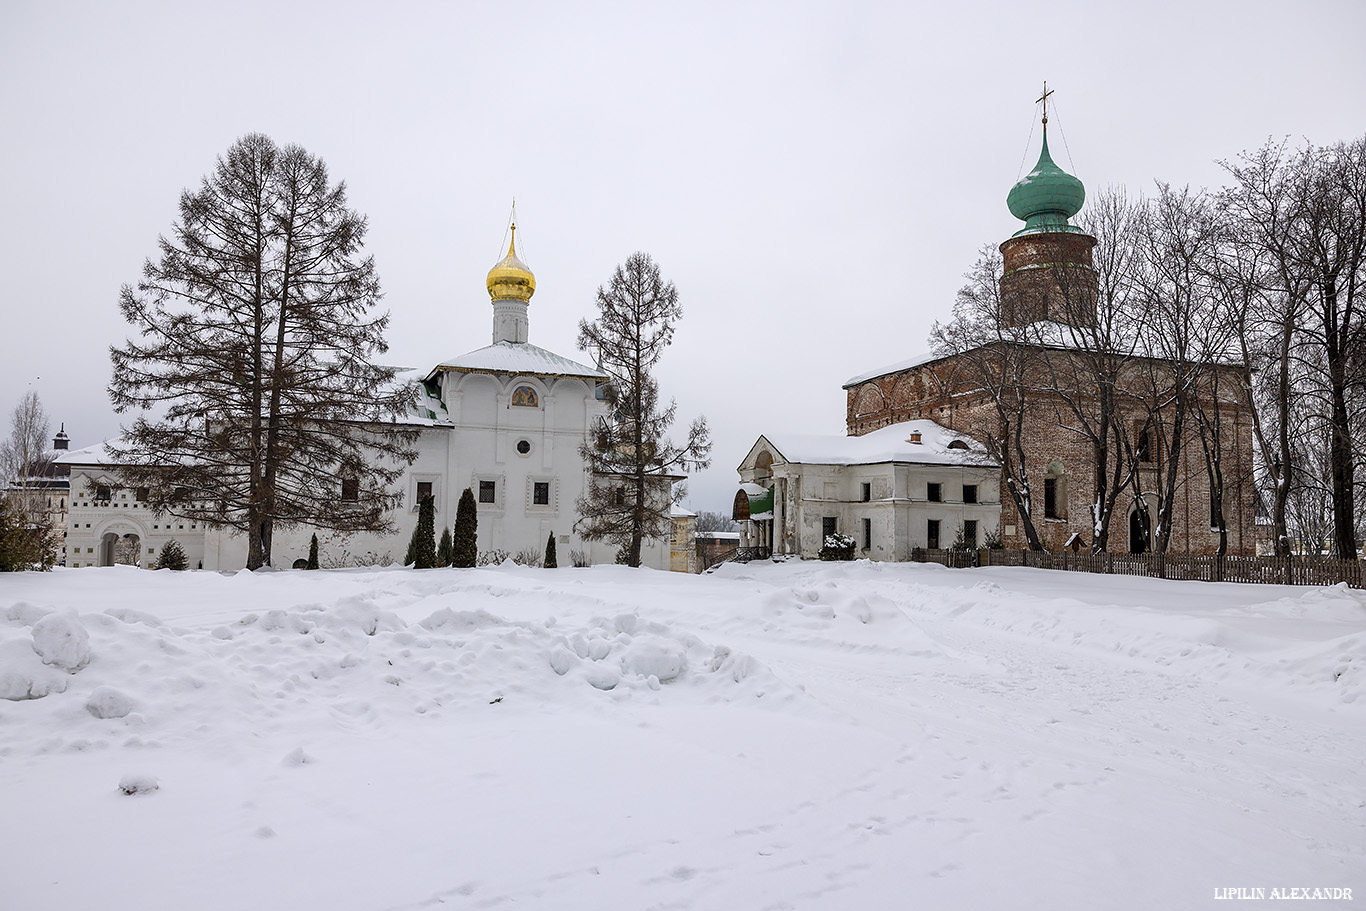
left=891, top=375, right=917, bottom=410
left=853, top=384, right=885, bottom=418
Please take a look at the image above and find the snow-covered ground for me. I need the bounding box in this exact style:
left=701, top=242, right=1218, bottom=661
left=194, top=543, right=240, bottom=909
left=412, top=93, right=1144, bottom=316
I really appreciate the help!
left=2, top=560, right=1362, bottom=910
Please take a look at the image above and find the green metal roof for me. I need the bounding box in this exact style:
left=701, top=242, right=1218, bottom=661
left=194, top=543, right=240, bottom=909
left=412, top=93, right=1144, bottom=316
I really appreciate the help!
left=1006, top=129, right=1085, bottom=237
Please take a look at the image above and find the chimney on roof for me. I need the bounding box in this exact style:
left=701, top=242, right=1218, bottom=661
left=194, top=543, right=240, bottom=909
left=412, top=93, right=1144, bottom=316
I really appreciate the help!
left=908, top=430, right=922, bottom=444
left=53, top=423, right=69, bottom=451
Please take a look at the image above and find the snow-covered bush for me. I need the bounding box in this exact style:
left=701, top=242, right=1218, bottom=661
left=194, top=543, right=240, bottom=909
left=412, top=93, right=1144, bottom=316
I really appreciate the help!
left=818, top=533, right=856, bottom=561
left=32, top=613, right=91, bottom=672
left=86, top=685, right=136, bottom=718
left=513, top=547, right=542, bottom=567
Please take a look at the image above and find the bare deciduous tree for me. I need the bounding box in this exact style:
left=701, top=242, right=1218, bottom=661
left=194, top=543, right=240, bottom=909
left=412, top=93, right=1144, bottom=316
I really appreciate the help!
left=0, top=391, right=61, bottom=571
left=1221, top=135, right=1366, bottom=558
left=1031, top=187, right=1145, bottom=552
left=694, top=510, right=738, bottom=534
left=931, top=245, right=1046, bottom=550
left=1, top=391, right=53, bottom=493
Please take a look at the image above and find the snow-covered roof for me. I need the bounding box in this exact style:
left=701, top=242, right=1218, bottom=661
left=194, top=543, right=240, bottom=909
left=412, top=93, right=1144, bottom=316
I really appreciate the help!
left=55, top=440, right=126, bottom=467
left=842, top=325, right=1084, bottom=388
left=430, top=341, right=606, bottom=381
left=388, top=368, right=452, bottom=426
left=846, top=321, right=1245, bottom=389
left=753, top=420, right=996, bottom=468
left=670, top=505, right=697, bottom=518
left=843, top=350, right=941, bottom=388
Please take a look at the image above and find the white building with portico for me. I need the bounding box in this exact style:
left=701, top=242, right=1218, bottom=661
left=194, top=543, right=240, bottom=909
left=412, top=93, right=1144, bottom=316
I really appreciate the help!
left=734, top=420, right=1002, bottom=561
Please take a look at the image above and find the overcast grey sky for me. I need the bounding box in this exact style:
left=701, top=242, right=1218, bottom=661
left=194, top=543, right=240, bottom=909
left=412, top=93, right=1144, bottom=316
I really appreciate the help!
left=3, top=0, right=1363, bottom=513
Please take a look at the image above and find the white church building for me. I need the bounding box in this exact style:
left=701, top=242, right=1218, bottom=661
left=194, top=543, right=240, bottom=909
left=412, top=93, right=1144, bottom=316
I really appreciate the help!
left=58, top=227, right=671, bottom=571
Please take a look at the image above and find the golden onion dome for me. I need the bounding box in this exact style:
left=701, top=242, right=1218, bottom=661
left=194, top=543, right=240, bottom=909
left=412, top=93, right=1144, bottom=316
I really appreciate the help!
left=486, top=224, right=536, bottom=302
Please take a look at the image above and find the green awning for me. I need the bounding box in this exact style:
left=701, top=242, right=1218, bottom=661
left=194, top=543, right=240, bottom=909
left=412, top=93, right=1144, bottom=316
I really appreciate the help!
left=733, top=484, right=774, bottom=521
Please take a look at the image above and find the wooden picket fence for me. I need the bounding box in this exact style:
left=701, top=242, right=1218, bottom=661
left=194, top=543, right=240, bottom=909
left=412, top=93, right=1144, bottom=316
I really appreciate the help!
left=910, top=547, right=1364, bottom=589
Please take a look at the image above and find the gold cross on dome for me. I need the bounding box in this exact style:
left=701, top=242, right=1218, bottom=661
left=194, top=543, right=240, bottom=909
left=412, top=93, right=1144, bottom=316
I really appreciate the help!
left=1036, top=81, right=1053, bottom=125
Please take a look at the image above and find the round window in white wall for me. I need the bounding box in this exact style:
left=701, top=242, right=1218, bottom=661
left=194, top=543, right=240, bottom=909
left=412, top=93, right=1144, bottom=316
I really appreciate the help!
left=516, top=439, right=532, bottom=455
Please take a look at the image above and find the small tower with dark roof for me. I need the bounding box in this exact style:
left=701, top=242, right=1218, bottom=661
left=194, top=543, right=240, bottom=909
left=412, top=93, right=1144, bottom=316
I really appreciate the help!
left=998, top=87, right=1099, bottom=329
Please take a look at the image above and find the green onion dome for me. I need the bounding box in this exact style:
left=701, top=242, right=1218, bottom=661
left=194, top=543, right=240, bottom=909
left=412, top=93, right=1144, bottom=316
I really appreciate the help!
left=1006, top=129, right=1085, bottom=236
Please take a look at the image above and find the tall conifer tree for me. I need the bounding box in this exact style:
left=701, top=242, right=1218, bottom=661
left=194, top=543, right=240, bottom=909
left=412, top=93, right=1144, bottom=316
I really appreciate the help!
left=108, top=133, right=418, bottom=569
left=575, top=253, right=711, bottom=566
left=453, top=488, right=478, bottom=568
left=406, top=495, right=437, bottom=568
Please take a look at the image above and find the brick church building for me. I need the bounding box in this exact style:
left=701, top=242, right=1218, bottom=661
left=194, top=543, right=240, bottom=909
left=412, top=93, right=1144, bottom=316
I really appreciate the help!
left=842, top=117, right=1256, bottom=556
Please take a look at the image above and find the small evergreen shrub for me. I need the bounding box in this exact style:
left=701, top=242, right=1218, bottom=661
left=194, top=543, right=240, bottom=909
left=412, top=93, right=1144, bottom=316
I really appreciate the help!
left=307, top=533, right=319, bottom=569
left=818, top=532, right=856, bottom=561
left=453, top=488, right=478, bottom=568
left=405, top=495, right=437, bottom=568
left=154, top=538, right=189, bottom=571
left=437, top=527, right=453, bottom=567
left=544, top=532, right=557, bottom=568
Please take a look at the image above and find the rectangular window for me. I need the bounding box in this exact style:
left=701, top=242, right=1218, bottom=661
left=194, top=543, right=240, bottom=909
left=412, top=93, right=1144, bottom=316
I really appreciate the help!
left=341, top=478, right=359, bottom=502
left=533, top=482, right=550, bottom=506
left=1137, top=427, right=1153, bottom=463
left=822, top=516, right=837, bottom=539
left=862, top=517, right=871, bottom=549
left=614, top=487, right=626, bottom=507
left=927, top=519, right=940, bottom=550
left=963, top=519, right=978, bottom=548
left=416, top=481, right=433, bottom=502
left=1044, top=478, right=1058, bottom=519
left=95, top=485, right=110, bottom=501
left=861, top=482, right=871, bottom=502
left=927, top=482, right=942, bottom=503
left=479, top=480, right=496, bottom=504
left=135, top=487, right=149, bottom=502
left=963, top=484, right=978, bottom=504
